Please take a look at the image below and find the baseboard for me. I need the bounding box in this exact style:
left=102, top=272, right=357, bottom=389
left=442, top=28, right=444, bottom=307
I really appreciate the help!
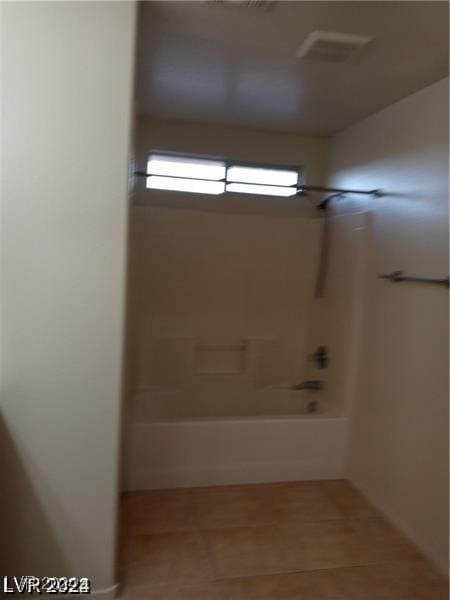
left=125, top=460, right=344, bottom=490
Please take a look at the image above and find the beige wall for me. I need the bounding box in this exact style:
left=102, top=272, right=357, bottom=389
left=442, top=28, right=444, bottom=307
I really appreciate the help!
left=326, top=78, right=449, bottom=573
left=136, top=116, right=328, bottom=178
left=0, top=1, right=136, bottom=590
left=126, top=205, right=321, bottom=419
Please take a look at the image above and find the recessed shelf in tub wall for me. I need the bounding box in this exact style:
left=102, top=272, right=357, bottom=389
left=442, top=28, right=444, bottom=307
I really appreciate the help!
left=195, top=342, right=248, bottom=375
left=139, top=337, right=294, bottom=387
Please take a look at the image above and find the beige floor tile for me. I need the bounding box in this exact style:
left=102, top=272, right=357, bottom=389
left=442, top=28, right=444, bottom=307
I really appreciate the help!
left=417, top=585, right=450, bottom=600
left=273, top=481, right=345, bottom=523
left=205, top=525, right=294, bottom=579
left=121, top=489, right=197, bottom=535
left=119, top=531, right=214, bottom=587
left=280, top=519, right=374, bottom=571
left=119, top=483, right=445, bottom=599
left=331, top=561, right=448, bottom=599
left=193, top=483, right=293, bottom=529
left=351, top=517, right=423, bottom=563
left=193, top=481, right=343, bottom=529
left=319, top=480, right=379, bottom=518
left=126, top=582, right=226, bottom=600
left=222, top=569, right=350, bottom=599
left=193, top=486, right=258, bottom=529
left=281, top=517, right=422, bottom=572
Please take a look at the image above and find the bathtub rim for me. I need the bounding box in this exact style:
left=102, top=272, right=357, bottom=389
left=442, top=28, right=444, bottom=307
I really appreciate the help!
left=126, top=412, right=345, bottom=426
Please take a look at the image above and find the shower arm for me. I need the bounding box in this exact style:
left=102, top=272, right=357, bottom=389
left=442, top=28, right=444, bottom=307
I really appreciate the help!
left=296, top=185, right=380, bottom=196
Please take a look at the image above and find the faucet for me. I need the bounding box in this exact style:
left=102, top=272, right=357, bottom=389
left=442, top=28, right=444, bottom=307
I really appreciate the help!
left=291, top=380, right=323, bottom=391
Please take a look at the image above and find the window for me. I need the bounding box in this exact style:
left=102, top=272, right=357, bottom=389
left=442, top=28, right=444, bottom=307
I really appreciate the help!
left=146, top=153, right=299, bottom=197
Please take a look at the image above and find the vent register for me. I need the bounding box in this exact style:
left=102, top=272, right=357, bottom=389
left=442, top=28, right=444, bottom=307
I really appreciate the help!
left=204, top=2, right=372, bottom=62
left=297, top=31, right=373, bottom=63
left=204, top=0, right=373, bottom=62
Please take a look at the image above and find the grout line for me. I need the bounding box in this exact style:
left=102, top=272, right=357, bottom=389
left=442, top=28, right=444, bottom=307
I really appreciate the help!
left=198, top=527, right=223, bottom=582
left=121, top=556, right=437, bottom=595
left=121, top=480, right=343, bottom=495
left=120, top=516, right=388, bottom=538
left=197, top=530, right=231, bottom=600
left=209, top=557, right=430, bottom=582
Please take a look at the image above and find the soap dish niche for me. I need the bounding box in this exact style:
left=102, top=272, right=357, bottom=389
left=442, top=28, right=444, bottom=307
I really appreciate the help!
left=195, top=342, right=247, bottom=375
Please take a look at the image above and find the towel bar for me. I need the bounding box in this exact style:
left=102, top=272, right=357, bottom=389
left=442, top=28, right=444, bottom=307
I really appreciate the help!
left=378, top=270, right=449, bottom=288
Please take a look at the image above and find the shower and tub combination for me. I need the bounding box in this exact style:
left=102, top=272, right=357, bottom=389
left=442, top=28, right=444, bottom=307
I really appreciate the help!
left=121, top=193, right=369, bottom=491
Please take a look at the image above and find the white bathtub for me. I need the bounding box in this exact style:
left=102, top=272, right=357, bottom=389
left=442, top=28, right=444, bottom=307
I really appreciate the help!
left=122, top=415, right=349, bottom=490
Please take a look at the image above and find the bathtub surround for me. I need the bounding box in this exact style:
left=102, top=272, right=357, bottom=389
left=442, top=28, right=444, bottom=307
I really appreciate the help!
left=125, top=119, right=331, bottom=420
left=125, top=206, right=321, bottom=420
left=123, top=101, right=373, bottom=487
left=326, top=78, right=449, bottom=574
left=123, top=115, right=367, bottom=489
left=304, top=211, right=369, bottom=419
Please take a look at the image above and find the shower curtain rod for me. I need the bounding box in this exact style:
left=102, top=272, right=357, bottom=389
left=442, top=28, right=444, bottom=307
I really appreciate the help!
left=134, top=171, right=380, bottom=198
left=296, top=185, right=380, bottom=196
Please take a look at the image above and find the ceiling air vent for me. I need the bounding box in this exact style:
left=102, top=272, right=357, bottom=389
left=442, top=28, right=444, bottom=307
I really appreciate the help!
left=297, top=31, right=373, bottom=63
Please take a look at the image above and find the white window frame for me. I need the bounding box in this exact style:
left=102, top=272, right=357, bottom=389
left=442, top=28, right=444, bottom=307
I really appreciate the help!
left=145, top=153, right=301, bottom=197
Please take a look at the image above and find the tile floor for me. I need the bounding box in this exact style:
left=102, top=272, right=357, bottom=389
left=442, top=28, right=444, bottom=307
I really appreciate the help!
left=118, top=480, right=447, bottom=599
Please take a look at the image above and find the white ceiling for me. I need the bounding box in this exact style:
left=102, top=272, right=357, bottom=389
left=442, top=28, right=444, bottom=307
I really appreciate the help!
left=136, top=1, right=449, bottom=136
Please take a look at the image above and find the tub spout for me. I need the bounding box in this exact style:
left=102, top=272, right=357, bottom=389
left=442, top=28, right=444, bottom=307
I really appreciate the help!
left=291, top=380, right=323, bottom=391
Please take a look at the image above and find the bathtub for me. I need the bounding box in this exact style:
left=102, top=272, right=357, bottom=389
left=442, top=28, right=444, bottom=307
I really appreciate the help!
left=122, top=414, right=348, bottom=490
